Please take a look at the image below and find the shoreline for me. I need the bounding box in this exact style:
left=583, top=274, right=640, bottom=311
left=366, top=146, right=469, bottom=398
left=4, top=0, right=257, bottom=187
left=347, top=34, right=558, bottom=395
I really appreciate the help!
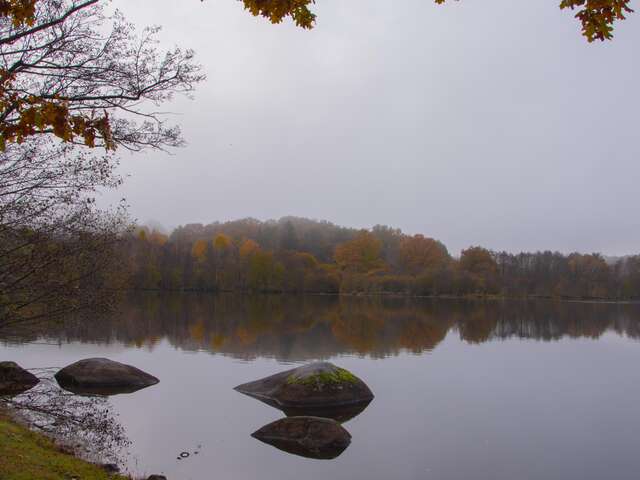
left=0, top=410, right=130, bottom=480
left=122, top=289, right=640, bottom=305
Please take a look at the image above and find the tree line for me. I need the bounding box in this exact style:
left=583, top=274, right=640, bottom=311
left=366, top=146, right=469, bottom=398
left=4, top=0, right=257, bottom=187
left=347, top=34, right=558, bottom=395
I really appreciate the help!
left=124, top=217, right=640, bottom=300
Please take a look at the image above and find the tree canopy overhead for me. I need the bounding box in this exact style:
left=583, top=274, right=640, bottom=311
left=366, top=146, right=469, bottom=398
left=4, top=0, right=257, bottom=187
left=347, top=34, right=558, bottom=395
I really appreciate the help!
left=0, top=0, right=204, bottom=151
left=235, top=0, right=633, bottom=42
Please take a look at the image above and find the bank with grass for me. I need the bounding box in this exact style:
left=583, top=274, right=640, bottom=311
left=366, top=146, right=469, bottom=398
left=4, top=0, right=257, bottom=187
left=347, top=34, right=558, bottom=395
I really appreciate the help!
left=0, top=416, right=128, bottom=480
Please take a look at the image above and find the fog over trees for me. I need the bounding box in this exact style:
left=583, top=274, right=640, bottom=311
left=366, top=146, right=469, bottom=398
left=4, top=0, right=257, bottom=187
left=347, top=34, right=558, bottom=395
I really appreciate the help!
left=0, top=0, right=637, bottom=333
left=125, top=217, right=640, bottom=300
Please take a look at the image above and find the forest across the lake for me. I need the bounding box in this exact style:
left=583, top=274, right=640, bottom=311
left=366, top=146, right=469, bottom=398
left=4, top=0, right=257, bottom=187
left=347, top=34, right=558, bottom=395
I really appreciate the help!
left=122, top=217, right=640, bottom=300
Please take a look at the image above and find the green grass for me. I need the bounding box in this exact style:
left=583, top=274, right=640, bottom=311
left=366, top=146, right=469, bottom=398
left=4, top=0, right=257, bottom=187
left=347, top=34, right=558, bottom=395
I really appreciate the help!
left=0, top=416, right=128, bottom=480
left=287, top=367, right=358, bottom=387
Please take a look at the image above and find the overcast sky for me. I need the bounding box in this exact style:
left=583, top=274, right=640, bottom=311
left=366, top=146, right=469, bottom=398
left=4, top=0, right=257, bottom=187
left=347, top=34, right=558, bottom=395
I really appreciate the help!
left=102, top=0, right=639, bottom=256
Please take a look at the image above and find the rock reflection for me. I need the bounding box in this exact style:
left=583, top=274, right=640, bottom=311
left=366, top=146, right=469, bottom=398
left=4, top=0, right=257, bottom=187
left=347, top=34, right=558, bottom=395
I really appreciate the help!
left=56, top=383, right=154, bottom=396
left=280, top=400, right=372, bottom=423
left=3, top=294, right=640, bottom=361
left=251, top=416, right=352, bottom=460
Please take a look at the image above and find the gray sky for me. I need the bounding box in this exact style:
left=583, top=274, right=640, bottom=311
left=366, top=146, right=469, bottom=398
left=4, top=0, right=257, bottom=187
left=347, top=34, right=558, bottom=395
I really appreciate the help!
left=102, top=0, right=639, bottom=256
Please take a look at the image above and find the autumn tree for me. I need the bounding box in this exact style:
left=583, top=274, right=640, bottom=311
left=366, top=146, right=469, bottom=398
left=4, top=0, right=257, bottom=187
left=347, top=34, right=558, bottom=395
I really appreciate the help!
left=371, top=225, right=403, bottom=267
left=240, top=238, right=261, bottom=259
left=565, top=253, right=611, bottom=298
left=459, top=246, right=499, bottom=294
left=213, top=233, right=232, bottom=251
left=277, top=250, right=338, bottom=292
left=619, top=256, right=640, bottom=299
left=211, top=233, right=233, bottom=288
left=279, top=219, right=298, bottom=251
left=399, top=234, right=450, bottom=275
left=248, top=251, right=284, bottom=291
left=0, top=1, right=203, bottom=332
left=191, top=239, right=209, bottom=263
left=334, top=231, right=384, bottom=274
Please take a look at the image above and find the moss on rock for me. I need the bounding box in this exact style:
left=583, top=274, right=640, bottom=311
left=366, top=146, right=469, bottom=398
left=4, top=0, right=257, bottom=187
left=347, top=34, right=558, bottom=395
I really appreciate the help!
left=286, top=367, right=358, bottom=387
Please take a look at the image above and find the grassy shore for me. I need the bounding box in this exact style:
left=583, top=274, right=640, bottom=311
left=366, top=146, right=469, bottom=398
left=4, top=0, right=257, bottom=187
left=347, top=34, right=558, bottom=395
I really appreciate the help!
left=0, top=415, right=128, bottom=480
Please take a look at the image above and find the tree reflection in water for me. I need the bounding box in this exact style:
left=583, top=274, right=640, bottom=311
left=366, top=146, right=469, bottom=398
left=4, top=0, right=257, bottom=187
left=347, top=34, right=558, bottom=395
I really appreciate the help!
left=4, top=294, right=640, bottom=361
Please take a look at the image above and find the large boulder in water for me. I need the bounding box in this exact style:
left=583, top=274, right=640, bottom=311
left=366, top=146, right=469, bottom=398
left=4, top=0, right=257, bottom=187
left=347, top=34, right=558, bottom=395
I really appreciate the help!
left=55, top=358, right=159, bottom=395
left=0, top=361, right=39, bottom=395
left=252, top=416, right=351, bottom=459
left=234, top=362, right=373, bottom=413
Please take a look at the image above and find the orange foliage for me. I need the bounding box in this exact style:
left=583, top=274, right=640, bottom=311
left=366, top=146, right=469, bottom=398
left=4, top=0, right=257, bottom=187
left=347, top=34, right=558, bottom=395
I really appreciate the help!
left=334, top=232, right=384, bottom=273
left=399, top=234, right=449, bottom=274
left=191, top=239, right=208, bottom=261
left=239, top=238, right=260, bottom=258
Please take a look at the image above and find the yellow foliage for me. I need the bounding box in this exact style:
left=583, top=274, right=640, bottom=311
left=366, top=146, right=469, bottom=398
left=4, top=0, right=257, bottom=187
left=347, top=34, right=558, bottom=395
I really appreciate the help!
left=213, top=233, right=232, bottom=250
left=239, top=238, right=260, bottom=258
left=2, top=0, right=634, bottom=42
left=191, top=239, right=208, bottom=261
left=240, top=0, right=316, bottom=29
left=0, top=74, right=115, bottom=151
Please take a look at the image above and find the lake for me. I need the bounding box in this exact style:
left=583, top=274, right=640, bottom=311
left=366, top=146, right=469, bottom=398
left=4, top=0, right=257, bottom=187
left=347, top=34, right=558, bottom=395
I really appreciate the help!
left=2, top=294, right=640, bottom=480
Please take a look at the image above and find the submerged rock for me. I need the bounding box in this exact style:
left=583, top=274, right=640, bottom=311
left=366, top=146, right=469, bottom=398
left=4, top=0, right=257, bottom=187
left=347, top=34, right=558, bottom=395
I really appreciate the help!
left=54, top=358, right=159, bottom=395
left=0, top=361, right=39, bottom=395
left=234, top=362, right=374, bottom=413
left=252, top=416, right=351, bottom=460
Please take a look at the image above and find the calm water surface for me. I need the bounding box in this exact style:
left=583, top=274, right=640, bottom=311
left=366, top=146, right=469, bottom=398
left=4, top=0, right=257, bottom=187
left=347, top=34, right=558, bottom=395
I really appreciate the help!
left=2, top=294, right=640, bottom=480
